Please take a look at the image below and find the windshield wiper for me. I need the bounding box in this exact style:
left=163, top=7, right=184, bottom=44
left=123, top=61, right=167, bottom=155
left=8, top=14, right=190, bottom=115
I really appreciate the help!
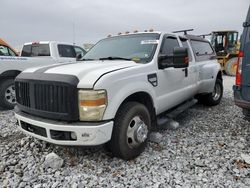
left=99, top=56, right=132, bottom=61
left=81, top=58, right=96, bottom=61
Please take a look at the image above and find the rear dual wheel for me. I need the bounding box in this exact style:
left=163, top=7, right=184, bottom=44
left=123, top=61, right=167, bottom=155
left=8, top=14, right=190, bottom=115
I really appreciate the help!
left=108, top=102, right=151, bottom=160
left=198, top=78, right=223, bottom=106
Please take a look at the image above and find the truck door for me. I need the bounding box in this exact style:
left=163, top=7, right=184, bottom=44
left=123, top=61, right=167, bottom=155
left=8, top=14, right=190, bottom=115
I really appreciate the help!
left=156, top=35, right=194, bottom=114
left=241, top=7, right=250, bottom=101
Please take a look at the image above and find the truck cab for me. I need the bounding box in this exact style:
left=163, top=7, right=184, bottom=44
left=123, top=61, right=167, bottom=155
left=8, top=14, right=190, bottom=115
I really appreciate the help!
left=15, top=31, right=222, bottom=160
left=233, top=6, right=250, bottom=120
left=21, top=41, right=86, bottom=62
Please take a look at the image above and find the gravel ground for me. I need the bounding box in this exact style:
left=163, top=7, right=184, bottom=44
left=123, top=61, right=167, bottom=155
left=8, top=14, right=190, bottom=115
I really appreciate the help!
left=1, top=76, right=250, bottom=188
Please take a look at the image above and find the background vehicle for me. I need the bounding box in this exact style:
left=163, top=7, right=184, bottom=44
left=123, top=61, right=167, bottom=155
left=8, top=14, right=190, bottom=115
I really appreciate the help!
left=210, top=30, right=240, bottom=76
left=0, top=38, right=18, bottom=56
left=21, top=41, right=86, bottom=60
left=0, top=41, right=86, bottom=110
left=233, top=6, right=250, bottom=121
left=15, top=31, right=223, bottom=160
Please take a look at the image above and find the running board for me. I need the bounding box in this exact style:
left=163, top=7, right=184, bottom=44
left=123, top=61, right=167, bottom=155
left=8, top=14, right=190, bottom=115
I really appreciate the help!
left=157, top=98, right=198, bottom=129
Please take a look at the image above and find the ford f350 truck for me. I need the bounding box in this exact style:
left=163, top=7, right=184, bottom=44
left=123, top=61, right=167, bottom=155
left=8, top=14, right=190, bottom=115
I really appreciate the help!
left=0, top=41, right=86, bottom=109
left=15, top=31, right=223, bottom=160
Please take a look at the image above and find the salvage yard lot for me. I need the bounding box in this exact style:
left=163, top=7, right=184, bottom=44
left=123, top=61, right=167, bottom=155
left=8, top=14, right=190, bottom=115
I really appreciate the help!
left=1, top=76, right=250, bottom=187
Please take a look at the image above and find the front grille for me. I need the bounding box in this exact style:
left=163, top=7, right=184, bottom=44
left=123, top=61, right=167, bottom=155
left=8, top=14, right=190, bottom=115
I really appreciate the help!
left=15, top=73, right=79, bottom=121
left=16, top=82, right=31, bottom=107
left=34, top=84, right=68, bottom=113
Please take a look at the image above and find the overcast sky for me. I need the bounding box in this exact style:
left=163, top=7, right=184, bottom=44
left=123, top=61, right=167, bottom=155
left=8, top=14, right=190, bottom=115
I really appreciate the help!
left=1, top=0, right=249, bottom=48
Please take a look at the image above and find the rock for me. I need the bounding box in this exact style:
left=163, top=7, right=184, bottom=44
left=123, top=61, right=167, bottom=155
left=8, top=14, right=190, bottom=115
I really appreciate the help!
left=149, top=132, right=163, bottom=143
left=34, top=184, right=42, bottom=188
left=241, top=153, right=250, bottom=164
left=0, top=162, right=6, bottom=172
left=169, top=120, right=180, bottom=130
left=14, top=168, right=23, bottom=176
left=52, top=181, right=60, bottom=188
left=30, top=142, right=35, bottom=148
left=43, top=152, right=64, bottom=169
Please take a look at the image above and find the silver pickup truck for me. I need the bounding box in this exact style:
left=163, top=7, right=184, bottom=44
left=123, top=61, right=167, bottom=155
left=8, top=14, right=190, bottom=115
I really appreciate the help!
left=14, top=31, right=223, bottom=160
left=0, top=41, right=86, bottom=109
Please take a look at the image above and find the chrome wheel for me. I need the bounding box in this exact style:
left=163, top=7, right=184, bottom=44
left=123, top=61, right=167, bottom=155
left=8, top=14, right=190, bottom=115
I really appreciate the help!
left=212, top=82, right=222, bottom=101
left=127, top=116, right=148, bottom=148
left=5, top=84, right=16, bottom=104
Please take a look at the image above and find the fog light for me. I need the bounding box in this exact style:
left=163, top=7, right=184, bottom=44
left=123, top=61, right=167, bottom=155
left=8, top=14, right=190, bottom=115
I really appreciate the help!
left=70, top=132, right=77, bottom=140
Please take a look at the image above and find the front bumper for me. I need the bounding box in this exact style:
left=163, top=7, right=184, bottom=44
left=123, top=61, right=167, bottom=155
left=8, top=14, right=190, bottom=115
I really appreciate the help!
left=233, top=85, right=250, bottom=109
left=15, top=110, right=113, bottom=146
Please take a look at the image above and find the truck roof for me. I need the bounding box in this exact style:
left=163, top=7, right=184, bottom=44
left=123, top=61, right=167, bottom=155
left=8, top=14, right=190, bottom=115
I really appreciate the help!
left=23, top=41, right=75, bottom=46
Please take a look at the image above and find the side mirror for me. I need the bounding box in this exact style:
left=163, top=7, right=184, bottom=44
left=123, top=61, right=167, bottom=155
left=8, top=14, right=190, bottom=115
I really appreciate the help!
left=172, top=47, right=189, bottom=68
left=158, top=47, right=189, bottom=69
left=76, top=53, right=83, bottom=61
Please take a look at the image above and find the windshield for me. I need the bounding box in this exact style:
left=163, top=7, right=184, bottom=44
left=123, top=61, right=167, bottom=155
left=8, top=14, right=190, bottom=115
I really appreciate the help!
left=83, top=33, right=160, bottom=63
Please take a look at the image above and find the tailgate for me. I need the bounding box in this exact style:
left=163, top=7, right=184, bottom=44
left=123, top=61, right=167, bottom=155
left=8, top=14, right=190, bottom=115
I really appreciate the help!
left=241, top=6, right=250, bottom=101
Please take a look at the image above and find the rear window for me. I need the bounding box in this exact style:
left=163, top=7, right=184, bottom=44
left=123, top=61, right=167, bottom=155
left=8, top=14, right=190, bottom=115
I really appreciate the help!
left=21, top=44, right=50, bottom=57
left=58, top=44, right=76, bottom=58
left=190, top=40, right=214, bottom=56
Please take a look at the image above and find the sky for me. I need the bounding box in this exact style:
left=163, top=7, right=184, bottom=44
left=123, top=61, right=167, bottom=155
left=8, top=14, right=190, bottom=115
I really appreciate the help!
left=1, top=0, right=249, bottom=48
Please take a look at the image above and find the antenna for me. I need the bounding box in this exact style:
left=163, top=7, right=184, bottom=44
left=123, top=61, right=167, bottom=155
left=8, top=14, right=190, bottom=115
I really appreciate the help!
left=73, top=22, right=75, bottom=45
left=172, top=29, right=194, bottom=35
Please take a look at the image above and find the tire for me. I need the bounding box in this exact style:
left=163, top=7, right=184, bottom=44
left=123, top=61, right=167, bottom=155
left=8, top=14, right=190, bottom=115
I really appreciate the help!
left=0, top=79, right=16, bottom=110
left=225, top=57, right=238, bottom=76
left=107, top=102, right=151, bottom=160
left=200, top=78, right=223, bottom=106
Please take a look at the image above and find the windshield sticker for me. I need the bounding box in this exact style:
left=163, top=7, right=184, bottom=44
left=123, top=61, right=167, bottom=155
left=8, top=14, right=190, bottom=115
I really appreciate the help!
left=141, top=40, right=159, bottom=45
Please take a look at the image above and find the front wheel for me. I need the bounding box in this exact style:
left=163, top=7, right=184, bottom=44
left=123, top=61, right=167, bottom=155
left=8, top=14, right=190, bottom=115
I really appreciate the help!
left=108, top=102, right=151, bottom=160
left=0, top=79, right=16, bottom=109
left=199, top=78, right=223, bottom=106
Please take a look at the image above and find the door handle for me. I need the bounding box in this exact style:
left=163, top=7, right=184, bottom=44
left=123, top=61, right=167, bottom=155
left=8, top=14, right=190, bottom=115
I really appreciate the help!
left=182, top=68, right=188, bottom=77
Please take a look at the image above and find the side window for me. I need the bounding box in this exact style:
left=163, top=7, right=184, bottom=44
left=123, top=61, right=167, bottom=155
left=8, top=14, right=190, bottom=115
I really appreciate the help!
left=160, top=37, right=179, bottom=55
left=74, top=46, right=86, bottom=57
left=190, top=40, right=214, bottom=56
left=0, top=45, right=10, bottom=56
left=21, top=45, right=31, bottom=56
left=8, top=48, right=17, bottom=56
left=181, top=39, right=192, bottom=61
left=58, top=45, right=76, bottom=58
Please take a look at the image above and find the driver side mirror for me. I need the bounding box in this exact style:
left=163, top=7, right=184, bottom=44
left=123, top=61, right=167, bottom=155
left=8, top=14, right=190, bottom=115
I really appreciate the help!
left=158, top=47, right=189, bottom=69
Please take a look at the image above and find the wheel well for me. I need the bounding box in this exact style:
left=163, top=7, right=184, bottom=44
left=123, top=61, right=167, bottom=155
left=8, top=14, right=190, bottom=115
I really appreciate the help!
left=120, top=92, right=156, bottom=127
left=0, top=70, right=21, bottom=82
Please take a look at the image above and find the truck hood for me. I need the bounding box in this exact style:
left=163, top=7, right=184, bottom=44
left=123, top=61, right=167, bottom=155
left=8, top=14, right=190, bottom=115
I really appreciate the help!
left=24, top=60, right=139, bottom=88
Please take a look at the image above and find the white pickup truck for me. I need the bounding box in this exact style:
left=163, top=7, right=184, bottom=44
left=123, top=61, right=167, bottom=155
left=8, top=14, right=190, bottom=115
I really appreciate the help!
left=15, top=31, right=223, bottom=160
left=0, top=41, right=86, bottom=109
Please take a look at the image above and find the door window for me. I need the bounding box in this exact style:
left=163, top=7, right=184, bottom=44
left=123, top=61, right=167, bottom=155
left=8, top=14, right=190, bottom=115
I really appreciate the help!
left=160, top=37, right=179, bottom=55
left=181, top=39, right=193, bottom=61
left=58, top=44, right=76, bottom=58
left=0, top=45, right=17, bottom=56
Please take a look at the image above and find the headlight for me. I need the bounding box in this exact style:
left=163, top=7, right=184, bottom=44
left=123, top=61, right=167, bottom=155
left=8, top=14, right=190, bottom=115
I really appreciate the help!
left=78, top=90, right=107, bottom=121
